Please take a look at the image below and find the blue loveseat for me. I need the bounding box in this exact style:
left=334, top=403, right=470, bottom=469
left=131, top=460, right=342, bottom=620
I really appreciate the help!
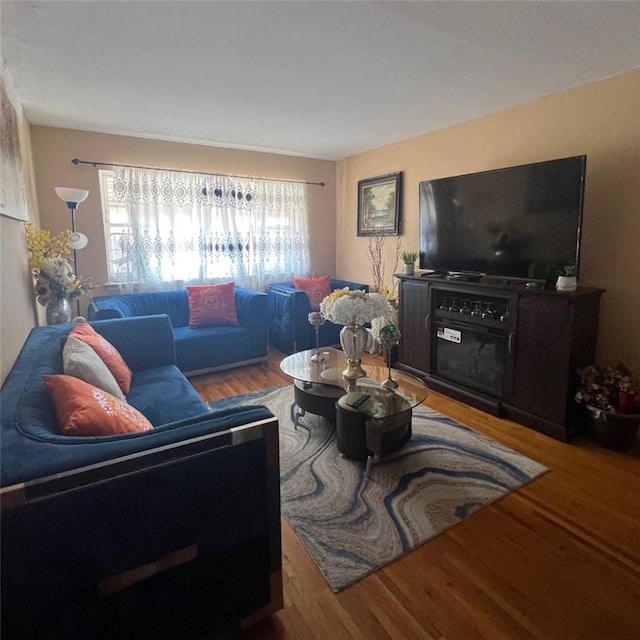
left=0, top=315, right=282, bottom=639
left=267, top=278, right=369, bottom=353
left=88, top=287, right=268, bottom=375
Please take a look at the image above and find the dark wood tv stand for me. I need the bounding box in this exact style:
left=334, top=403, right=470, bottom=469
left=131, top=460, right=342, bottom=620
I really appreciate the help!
left=396, top=274, right=604, bottom=441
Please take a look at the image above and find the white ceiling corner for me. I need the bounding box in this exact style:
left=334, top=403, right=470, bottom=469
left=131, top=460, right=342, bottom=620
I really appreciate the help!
left=1, top=1, right=639, bottom=161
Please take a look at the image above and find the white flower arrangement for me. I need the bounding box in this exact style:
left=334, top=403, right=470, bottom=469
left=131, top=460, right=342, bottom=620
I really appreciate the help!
left=320, top=288, right=392, bottom=326
left=370, top=308, right=399, bottom=341
left=34, top=257, right=93, bottom=306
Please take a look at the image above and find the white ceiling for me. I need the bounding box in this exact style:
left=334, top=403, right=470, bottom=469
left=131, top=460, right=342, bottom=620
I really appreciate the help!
left=2, top=1, right=639, bottom=161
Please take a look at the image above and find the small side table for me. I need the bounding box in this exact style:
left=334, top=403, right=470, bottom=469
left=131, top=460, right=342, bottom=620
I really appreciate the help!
left=335, top=390, right=416, bottom=477
left=293, top=379, right=345, bottom=427
left=280, top=348, right=428, bottom=467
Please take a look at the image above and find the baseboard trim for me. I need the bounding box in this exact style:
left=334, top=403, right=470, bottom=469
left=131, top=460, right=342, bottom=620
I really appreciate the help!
left=184, top=355, right=268, bottom=377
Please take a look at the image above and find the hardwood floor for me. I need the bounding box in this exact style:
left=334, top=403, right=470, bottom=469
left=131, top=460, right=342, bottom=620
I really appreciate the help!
left=190, top=349, right=640, bottom=640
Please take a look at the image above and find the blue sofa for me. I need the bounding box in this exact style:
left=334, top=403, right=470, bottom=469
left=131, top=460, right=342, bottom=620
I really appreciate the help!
left=88, top=287, right=268, bottom=375
left=1, top=315, right=282, bottom=639
left=267, top=278, right=369, bottom=353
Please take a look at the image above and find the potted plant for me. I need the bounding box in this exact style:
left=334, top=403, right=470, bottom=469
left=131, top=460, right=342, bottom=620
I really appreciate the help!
left=556, top=264, right=578, bottom=292
left=575, top=363, right=640, bottom=449
left=400, top=250, right=419, bottom=276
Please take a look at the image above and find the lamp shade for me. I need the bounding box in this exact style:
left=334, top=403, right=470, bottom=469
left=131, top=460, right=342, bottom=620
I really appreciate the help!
left=55, top=187, right=89, bottom=206
left=69, top=232, right=89, bottom=250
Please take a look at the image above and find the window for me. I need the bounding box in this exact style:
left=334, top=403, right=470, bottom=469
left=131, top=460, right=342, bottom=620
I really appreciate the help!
left=99, top=171, right=132, bottom=284
left=99, top=167, right=310, bottom=290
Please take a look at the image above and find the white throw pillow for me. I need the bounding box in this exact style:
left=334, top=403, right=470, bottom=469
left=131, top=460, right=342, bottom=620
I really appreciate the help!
left=62, top=335, right=127, bottom=401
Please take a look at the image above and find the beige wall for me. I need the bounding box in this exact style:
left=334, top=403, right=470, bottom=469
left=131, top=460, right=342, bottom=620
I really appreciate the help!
left=4, top=70, right=638, bottom=380
left=29, top=127, right=338, bottom=312
left=337, top=69, right=640, bottom=375
left=0, top=66, right=40, bottom=384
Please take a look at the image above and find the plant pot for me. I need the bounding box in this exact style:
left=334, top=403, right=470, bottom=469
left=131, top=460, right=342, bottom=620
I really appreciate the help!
left=556, top=275, right=577, bottom=292
left=589, top=409, right=640, bottom=450
left=403, top=264, right=415, bottom=276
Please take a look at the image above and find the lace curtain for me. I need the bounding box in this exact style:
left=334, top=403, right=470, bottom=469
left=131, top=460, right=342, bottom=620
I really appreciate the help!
left=109, top=165, right=310, bottom=290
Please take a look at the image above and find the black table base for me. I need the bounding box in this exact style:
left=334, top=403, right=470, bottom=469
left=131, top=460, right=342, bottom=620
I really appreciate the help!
left=293, top=379, right=345, bottom=427
left=335, top=402, right=412, bottom=474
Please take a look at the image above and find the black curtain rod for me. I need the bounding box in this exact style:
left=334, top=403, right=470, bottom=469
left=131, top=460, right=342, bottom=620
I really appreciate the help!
left=71, top=158, right=325, bottom=187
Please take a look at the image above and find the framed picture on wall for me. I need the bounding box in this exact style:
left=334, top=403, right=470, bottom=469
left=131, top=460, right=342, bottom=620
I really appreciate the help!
left=357, top=172, right=402, bottom=236
left=0, top=74, right=28, bottom=221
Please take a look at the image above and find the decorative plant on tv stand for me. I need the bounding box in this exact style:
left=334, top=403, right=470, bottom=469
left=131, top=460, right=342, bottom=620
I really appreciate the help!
left=400, top=250, right=419, bottom=276
left=575, top=363, right=640, bottom=450
left=556, top=264, right=578, bottom=292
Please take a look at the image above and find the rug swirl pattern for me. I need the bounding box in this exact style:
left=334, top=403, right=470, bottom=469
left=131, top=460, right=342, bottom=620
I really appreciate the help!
left=210, top=386, right=547, bottom=592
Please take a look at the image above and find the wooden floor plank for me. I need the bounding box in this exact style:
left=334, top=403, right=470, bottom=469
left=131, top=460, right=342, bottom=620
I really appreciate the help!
left=190, top=348, right=640, bottom=640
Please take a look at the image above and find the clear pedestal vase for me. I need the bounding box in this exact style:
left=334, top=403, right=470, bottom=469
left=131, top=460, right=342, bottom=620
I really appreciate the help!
left=308, top=312, right=326, bottom=362
left=339, top=323, right=370, bottom=380
left=378, top=323, right=401, bottom=389
left=380, top=342, right=399, bottom=389
left=46, top=298, right=72, bottom=325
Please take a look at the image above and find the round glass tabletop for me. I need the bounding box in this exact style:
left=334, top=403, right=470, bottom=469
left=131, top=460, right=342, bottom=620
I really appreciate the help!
left=280, top=347, right=428, bottom=418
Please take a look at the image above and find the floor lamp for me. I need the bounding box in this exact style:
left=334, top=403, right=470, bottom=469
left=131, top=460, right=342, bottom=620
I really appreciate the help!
left=54, top=187, right=89, bottom=316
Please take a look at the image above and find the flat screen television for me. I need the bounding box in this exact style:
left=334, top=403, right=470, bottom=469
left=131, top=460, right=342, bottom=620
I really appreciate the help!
left=418, top=155, right=586, bottom=284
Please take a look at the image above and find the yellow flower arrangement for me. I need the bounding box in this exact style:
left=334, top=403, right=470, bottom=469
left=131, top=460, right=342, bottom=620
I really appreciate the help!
left=25, top=223, right=72, bottom=272
left=322, top=287, right=366, bottom=306
left=25, top=223, right=94, bottom=305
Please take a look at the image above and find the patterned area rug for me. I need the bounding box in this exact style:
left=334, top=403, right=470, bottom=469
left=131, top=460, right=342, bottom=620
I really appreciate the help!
left=210, top=386, right=548, bottom=593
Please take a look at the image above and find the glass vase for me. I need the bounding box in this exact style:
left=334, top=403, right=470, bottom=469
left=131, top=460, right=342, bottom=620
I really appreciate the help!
left=46, top=298, right=72, bottom=325
left=308, top=311, right=326, bottom=362
left=380, top=340, right=399, bottom=389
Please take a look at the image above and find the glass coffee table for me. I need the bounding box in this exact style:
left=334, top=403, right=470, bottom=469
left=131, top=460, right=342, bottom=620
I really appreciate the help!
left=280, top=347, right=428, bottom=476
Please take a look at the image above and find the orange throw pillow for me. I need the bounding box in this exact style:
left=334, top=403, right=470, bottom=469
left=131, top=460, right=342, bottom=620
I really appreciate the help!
left=44, top=375, right=152, bottom=436
left=70, top=320, right=133, bottom=395
left=187, top=283, right=239, bottom=328
left=293, top=276, right=332, bottom=311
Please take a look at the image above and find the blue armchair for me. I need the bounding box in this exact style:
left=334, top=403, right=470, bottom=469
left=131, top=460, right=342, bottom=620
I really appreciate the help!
left=267, top=278, right=369, bottom=353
